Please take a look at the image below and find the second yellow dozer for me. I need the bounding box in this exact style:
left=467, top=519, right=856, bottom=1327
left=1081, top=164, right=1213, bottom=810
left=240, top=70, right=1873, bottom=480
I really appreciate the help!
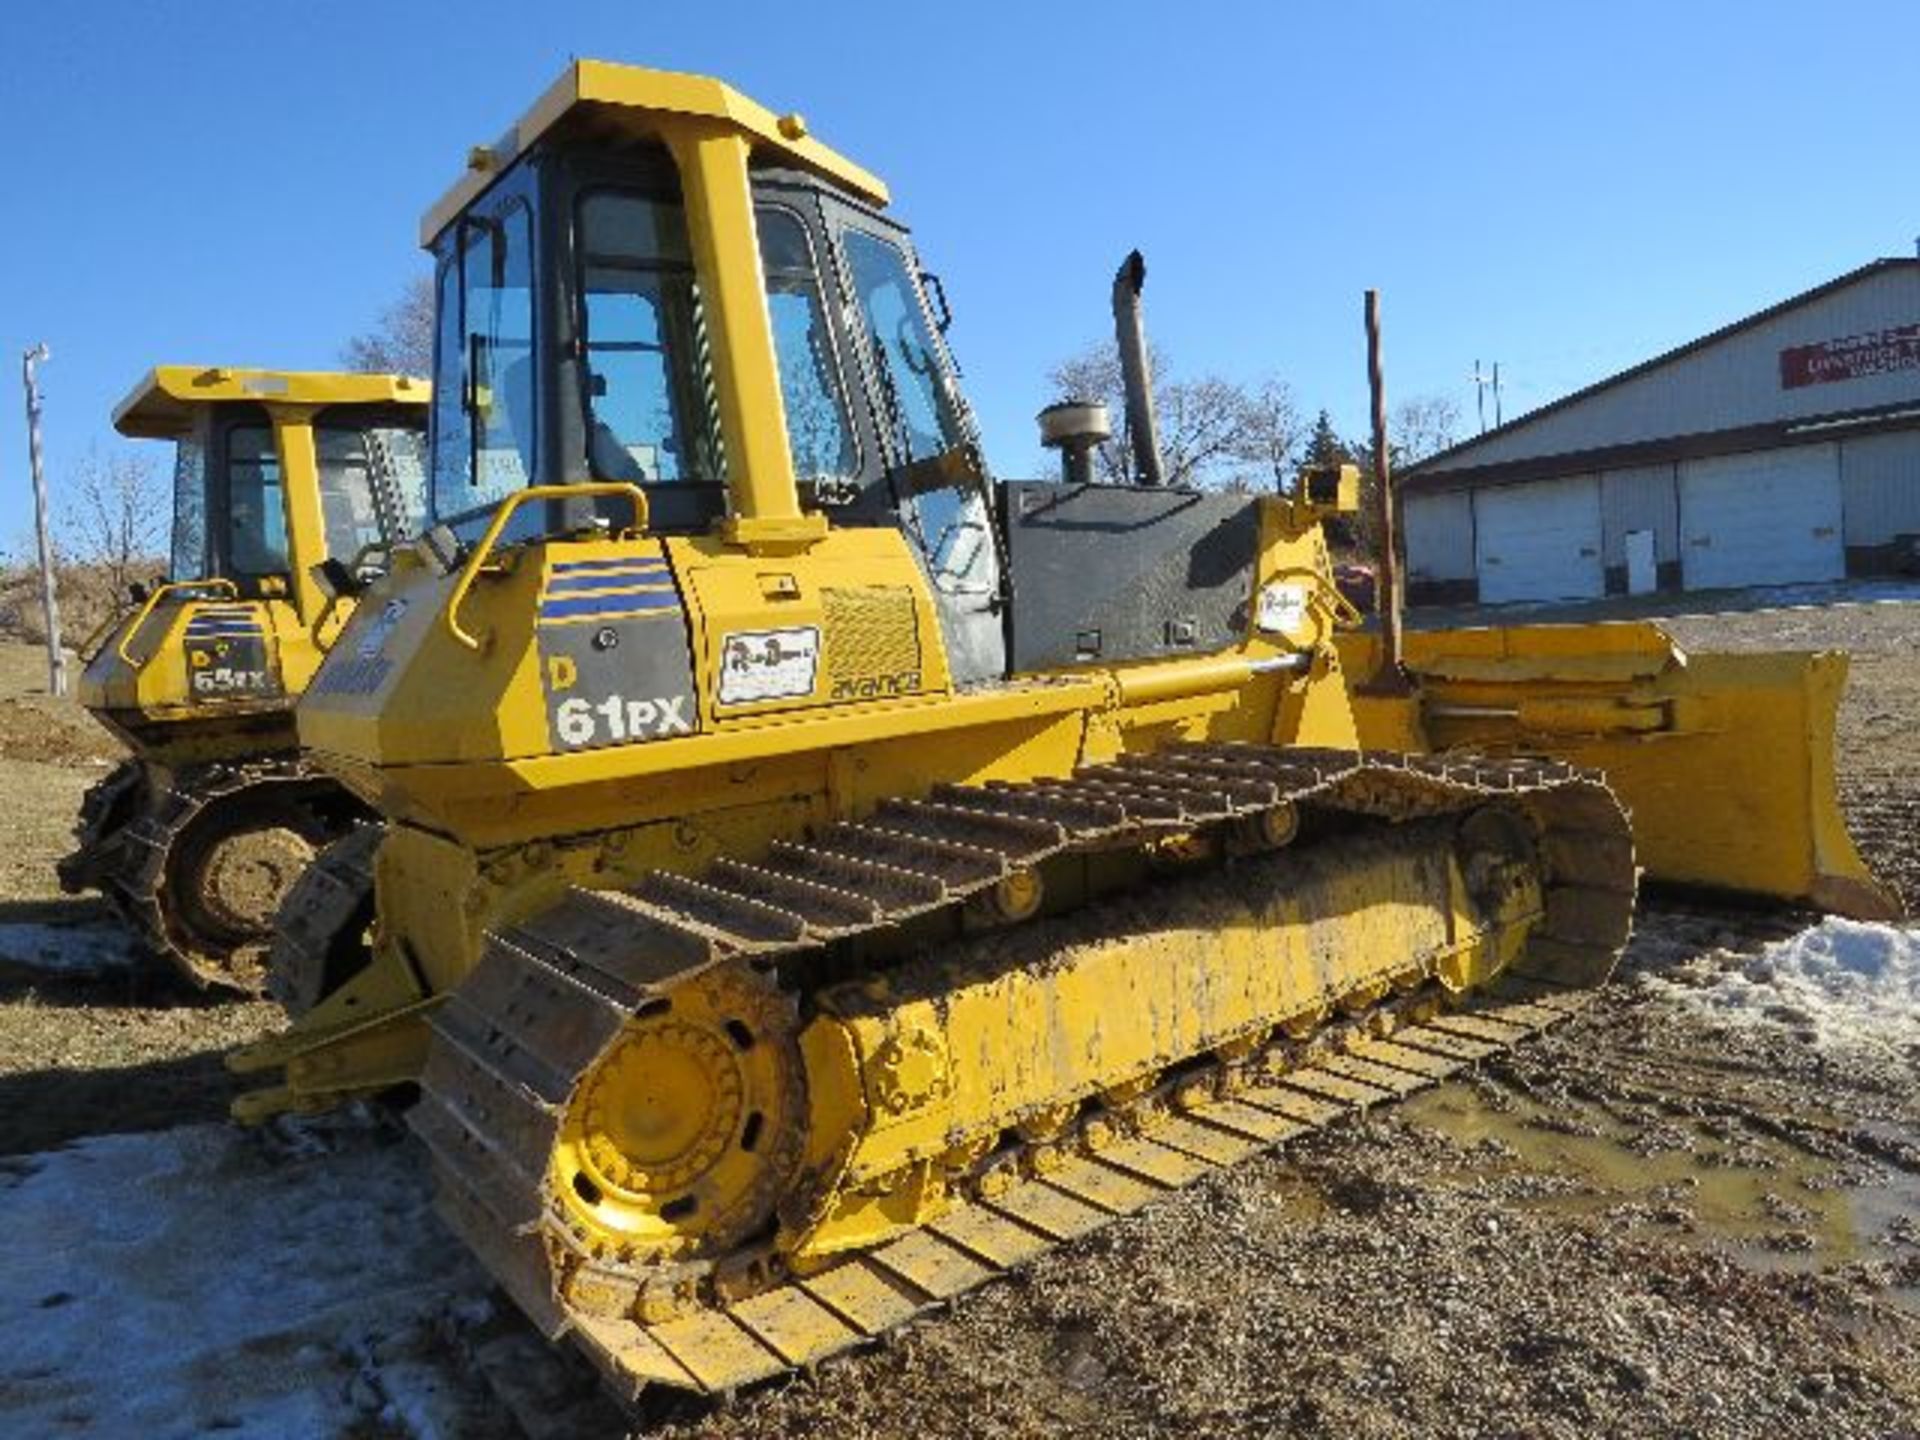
left=230, top=63, right=1896, bottom=1401
left=62, top=366, right=429, bottom=991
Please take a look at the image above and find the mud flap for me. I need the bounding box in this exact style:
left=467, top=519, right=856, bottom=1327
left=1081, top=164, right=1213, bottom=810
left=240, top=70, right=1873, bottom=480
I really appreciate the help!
left=1342, top=622, right=1901, bottom=921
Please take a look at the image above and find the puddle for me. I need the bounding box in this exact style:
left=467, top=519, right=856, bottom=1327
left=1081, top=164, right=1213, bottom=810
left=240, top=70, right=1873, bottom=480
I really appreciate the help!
left=1402, top=1081, right=1920, bottom=1315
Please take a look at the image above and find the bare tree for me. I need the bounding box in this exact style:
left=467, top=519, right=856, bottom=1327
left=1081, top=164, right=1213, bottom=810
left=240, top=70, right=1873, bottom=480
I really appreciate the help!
left=1391, top=394, right=1462, bottom=466
left=59, top=447, right=168, bottom=599
left=1235, top=380, right=1307, bottom=492
left=0, top=452, right=169, bottom=645
left=343, top=273, right=435, bottom=378
left=1046, top=343, right=1301, bottom=491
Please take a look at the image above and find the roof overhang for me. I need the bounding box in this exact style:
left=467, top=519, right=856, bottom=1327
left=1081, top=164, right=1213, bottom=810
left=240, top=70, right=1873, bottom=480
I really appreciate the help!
left=1400, top=400, right=1920, bottom=497
left=421, top=60, right=891, bottom=247
left=113, top=366, right=431, bottom=439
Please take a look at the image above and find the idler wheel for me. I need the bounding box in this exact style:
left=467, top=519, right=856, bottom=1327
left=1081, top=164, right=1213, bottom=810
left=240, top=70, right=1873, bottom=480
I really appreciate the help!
left=550, top=966, right=805, bottom=1262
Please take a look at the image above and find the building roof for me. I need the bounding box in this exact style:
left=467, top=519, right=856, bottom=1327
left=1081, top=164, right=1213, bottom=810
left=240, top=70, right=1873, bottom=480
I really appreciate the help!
left=1403, top=257, right=1920, bottom=492
left=113, top=366, right=430, bottom=439
left=420, top=60, right=891, bottom=246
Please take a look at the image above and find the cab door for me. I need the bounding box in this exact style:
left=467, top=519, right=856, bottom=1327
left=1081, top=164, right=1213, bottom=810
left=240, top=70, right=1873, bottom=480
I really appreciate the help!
left=818, top=199, right=1006, bottom=686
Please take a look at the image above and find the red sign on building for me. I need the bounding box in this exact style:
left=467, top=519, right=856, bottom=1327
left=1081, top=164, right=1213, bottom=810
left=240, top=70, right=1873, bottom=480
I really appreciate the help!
left=1779, top=323, right=1920, bottom=389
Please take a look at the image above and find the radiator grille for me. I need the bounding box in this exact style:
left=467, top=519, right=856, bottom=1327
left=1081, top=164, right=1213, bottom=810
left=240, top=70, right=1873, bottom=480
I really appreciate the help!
left=822, top=586, right=923, bottom=699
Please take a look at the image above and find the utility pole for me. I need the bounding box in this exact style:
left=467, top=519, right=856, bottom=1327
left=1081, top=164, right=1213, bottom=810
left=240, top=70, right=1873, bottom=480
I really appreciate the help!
left=1360, top=290, right=1410, bottom=695
left=22, top=344, right=66, bottom=697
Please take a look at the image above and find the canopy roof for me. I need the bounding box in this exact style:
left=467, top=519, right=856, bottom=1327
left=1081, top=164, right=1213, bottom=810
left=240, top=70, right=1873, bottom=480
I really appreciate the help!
left=113, top=367, right=429, bottom=439
left=420, top=60, right=890, bottom=245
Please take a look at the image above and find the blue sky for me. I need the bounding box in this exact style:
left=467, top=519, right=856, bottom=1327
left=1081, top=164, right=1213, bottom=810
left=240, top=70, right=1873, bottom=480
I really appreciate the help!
left=2, top=1, right=1914, bottom=547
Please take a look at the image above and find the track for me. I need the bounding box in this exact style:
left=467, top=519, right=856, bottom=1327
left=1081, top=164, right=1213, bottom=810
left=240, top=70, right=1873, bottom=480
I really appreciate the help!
left=409, top=744, right=1637, bottom=1404
left=269, top=822, right=382, bottom=1016
left=56, top=758, right=146, bottom=897
left=59, top=753, right=361, bottom=993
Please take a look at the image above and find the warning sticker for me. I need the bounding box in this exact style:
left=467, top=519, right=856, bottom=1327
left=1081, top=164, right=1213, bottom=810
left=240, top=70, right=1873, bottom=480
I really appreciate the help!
left=718, top=626, right=821, bottom=706
left=1256, top=582, right=1312, bottom=638
left=356, top=598, right=410, bottom=660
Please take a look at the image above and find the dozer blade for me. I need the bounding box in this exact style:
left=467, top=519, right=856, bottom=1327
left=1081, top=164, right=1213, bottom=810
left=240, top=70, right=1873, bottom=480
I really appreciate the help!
left=1349, top=621, right=1901, bottom=920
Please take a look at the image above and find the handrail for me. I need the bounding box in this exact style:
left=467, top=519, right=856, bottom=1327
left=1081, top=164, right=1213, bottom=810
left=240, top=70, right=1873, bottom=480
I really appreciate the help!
left=444, top=483, right=650, bottom=652
left=116, top=578, right=241, bottom=666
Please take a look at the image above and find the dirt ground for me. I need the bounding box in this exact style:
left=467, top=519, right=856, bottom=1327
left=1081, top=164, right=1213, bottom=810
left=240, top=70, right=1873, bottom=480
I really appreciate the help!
left=0, top=646, right=284, bottom=1155
left=2, top=592, right=1918, bottom=1439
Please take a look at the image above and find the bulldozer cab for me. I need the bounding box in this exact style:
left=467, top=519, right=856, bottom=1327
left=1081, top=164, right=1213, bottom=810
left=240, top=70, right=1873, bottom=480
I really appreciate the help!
left=77, top=369, right=429, bottom=729
left=421, top=64, right=1005, bottom=679
left=116, top=367, right=431, bottom=620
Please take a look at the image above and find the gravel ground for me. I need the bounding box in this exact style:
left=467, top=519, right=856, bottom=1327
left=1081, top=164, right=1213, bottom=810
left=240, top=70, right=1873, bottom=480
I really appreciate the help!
left=2, top=595, right=1917, bottom=1439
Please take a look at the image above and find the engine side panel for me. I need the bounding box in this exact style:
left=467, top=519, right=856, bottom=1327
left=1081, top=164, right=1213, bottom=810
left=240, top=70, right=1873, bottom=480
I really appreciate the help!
left=1000, top=482, right=1260, bottom=672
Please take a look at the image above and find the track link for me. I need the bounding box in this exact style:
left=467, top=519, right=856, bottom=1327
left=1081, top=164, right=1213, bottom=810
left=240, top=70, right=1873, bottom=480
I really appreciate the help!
left=410, top=745, right=1637, bottom=1403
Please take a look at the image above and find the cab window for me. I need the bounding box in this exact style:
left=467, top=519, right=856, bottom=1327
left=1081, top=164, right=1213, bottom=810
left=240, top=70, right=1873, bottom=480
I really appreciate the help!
left=315, top=426, right=388, bottom=561
left=225, top=425, right=288, bottom=576
left=576, top=190, right=723, bottom=485
left=431, top=200, right=536, bottom=522
left=842, top=229, right=963, bottom=462
left=169, top=434, right=208, bottom=581
left=758, top=207, right=857, bottom=484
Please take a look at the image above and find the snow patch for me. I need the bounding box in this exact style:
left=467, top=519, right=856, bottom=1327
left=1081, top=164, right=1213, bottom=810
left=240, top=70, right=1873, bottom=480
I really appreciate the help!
left=1736, top=579, right=1920, bottom=612
left=0, top=920, right=135, bottom=975
left=1653, top=918, right=1920, bottom=1054
left=0, top=1120, right=493, bottom=1438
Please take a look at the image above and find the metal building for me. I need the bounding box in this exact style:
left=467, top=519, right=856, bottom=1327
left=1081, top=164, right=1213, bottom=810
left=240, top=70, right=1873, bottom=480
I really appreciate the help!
left=1401, top=257, right=1920, bottom=605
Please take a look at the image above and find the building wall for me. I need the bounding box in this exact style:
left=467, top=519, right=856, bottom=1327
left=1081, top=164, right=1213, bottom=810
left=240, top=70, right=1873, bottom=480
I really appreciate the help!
left=1404, top=491, right=1475, bottom=577
left=1404, top=423, right=1920, bottom=604
left=1840, top=430, right=1920, bottom=571
left=1402, top=490, right=1476, bottom=603
left=1420, top=266, right=1920, bottom=474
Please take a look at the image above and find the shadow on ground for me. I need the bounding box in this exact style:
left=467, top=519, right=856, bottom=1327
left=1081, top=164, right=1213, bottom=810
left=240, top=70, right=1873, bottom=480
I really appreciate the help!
left=0, top=1046, right=252, bottom=1156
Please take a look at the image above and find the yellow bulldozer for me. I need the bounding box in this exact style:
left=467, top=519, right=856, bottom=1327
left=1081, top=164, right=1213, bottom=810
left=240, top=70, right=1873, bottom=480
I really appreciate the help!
left=229, top=63, right=1896, bottom=1402
left=61, top=366, right=429, bottom=992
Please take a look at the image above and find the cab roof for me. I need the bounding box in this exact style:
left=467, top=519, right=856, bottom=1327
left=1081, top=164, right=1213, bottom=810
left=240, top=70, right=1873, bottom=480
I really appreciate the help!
left=113, top=366, right=430, bottom=440
left=421, top=60, right=891, bottom=246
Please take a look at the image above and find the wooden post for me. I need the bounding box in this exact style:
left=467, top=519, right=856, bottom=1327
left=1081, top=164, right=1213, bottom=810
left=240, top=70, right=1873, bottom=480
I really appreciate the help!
left=1361, top=291, right=1410, bottom=694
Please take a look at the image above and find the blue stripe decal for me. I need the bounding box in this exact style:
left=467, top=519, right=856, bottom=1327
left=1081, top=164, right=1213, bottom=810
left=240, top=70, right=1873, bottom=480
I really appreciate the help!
left=543, top=571, right=675, bottom=596
left=185, top=623, right=265, bottom=636
left=538, top=591, right=683, bottom=620
left=550, top=556, right=668, bottom=574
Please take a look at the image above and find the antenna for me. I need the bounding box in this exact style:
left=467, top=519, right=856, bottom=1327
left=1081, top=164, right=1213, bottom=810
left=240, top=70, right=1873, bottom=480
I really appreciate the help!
left=1469, top=359, right=1494, bottom=434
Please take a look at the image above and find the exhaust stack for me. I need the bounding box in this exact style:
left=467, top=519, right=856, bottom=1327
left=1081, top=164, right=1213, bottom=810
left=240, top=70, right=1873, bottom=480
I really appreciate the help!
left=1111, top=251, right=1166, bottom=486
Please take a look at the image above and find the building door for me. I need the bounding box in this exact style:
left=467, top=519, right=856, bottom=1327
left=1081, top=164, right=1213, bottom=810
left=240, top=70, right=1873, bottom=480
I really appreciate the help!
left=1473, top=477, right=1604, bottom=604
left=1679, top=444, right=1843, bottom=591
left=1625, top=529, right=1657, bottom=595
